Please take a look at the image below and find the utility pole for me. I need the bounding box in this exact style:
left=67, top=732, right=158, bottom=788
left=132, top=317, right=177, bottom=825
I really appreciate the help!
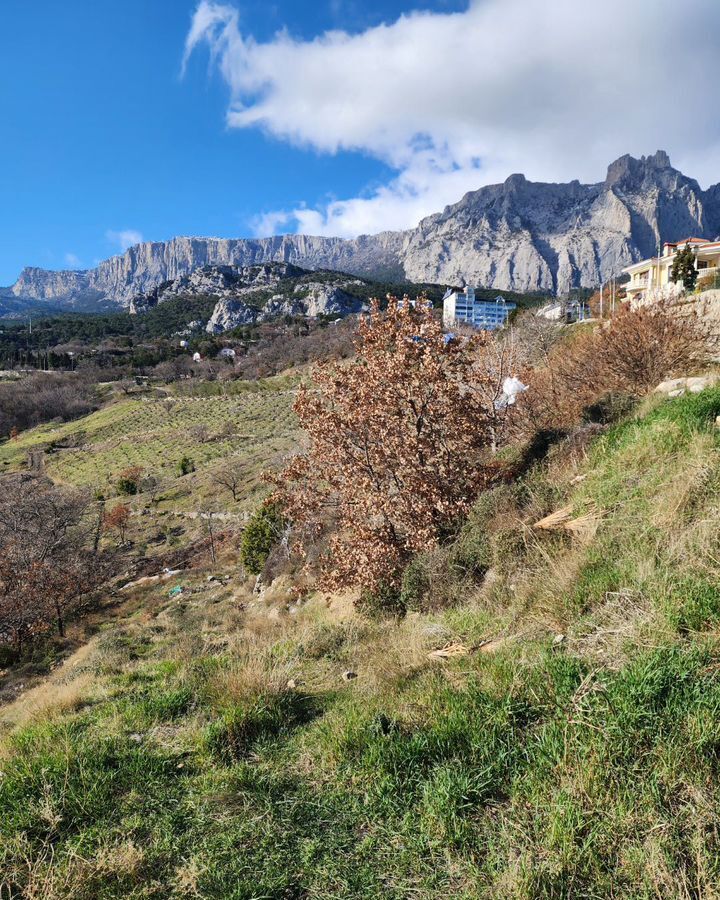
left=600, top=281, right=604, bottom=319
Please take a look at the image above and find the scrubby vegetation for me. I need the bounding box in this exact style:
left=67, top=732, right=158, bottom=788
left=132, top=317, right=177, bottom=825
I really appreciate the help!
left=0, top=371, right=101, bottom=439
left=3, top=386, right=720, bottom=897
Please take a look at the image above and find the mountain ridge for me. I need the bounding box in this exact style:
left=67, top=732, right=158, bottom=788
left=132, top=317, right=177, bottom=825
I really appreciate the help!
left=7, top=151, right=719, bottom=308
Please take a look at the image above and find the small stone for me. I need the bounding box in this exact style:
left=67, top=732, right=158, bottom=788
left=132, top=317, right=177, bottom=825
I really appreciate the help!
left=129, top=733, right=144, bottom=743
left=286, top=678, right=299, bottom=689
left=342, top=670, right=358, bottom=681
left=553, top=633, right=566, bottom=646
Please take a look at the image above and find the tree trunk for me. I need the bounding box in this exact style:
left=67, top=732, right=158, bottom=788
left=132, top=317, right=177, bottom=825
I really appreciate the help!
left=93, top=501, right=105, bottom=554
left=55, top=600, right=65, bottom=637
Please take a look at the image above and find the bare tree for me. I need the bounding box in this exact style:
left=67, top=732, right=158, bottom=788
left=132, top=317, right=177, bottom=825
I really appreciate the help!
left=212, top=460, right=246, bottom=502
left=0, top=476, right=114, bottom=650
left=190, top=423, right=210, bottom=444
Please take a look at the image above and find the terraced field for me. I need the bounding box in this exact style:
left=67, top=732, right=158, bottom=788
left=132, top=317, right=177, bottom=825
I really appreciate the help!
left=0, top=379, right=300, bottom=515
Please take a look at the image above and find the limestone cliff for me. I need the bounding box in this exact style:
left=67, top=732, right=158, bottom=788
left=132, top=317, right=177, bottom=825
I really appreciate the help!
left=8, top=151, right=719, bottom=306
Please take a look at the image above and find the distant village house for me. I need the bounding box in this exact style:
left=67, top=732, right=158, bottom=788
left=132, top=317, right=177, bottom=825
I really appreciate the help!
left=538, top=298, right=589, bottom=323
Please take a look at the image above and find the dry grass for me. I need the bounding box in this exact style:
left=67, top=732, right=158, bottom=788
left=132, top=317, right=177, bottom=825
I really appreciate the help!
left=0, top=643, right=98, bottom=739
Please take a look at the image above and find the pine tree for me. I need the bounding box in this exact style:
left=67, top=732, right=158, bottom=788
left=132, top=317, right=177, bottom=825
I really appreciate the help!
left=670, top=244, right=698, bottom=290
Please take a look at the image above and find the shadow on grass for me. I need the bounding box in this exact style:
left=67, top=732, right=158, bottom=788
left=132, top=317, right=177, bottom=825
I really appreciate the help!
left=205, top=689, right=324, bottom=762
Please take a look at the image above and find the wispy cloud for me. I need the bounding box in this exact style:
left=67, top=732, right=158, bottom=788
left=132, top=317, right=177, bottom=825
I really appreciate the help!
left=64, top=252, right=82, bottom=268
left=106, top=229, right=144, bottom=252
left=185, top=0, right=720, bottom=237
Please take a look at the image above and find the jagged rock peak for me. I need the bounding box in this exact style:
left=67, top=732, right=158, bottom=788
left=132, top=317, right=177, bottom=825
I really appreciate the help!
left=605, top=150, right=673, bottom=186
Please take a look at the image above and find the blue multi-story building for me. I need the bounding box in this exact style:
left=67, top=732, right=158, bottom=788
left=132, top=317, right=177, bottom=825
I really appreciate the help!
left=442, top=286, right=516, bottom=331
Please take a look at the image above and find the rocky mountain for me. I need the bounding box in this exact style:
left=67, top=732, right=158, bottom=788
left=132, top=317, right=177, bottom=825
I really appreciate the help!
left=6, top=151, right=720, bottom=306
left=399, top=150, right=719, bottom=293
left=130, top=262, right=370, bottom=333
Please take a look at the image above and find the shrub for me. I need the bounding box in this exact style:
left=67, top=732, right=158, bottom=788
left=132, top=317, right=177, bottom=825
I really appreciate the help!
left=116, top=466, right=143, bottom=496
left=240, top=502, right=285, bottom=575
left=490, top=526, right=527, bottom=575
left=116, top=477, right=138, bottom=495
left=399, top=557, right=431, bottom=612
left=178, top=455, right=195, bottom=476
left=518, top=302, right=701, bottom=437
left=356, top=582, right=406, bottom=619
left=696, top=273, right=718, bottom=293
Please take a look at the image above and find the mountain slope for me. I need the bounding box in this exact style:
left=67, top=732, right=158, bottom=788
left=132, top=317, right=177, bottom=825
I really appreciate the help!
left=7, top=150, right=720, bottom=307
left=4, top=386, right=720, bottom=896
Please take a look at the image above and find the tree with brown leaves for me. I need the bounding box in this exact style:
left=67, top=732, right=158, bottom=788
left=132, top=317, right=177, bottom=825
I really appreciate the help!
left=271, top=297, right=501, bottom=597
left=105, top=503, right=131, bottom=544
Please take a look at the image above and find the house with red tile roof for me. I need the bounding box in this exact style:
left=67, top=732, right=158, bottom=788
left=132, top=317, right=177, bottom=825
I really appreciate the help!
left=623, top=238, right=720, bottom=304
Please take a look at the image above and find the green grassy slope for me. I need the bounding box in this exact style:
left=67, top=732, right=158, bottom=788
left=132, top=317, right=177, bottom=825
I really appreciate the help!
left=0, top=378, right=298, bottom=515
left=3, top=389, right=720, bottom=898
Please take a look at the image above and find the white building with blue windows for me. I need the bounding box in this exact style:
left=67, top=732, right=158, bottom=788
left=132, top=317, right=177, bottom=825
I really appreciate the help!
left=442, top=287, right=516, bottom=331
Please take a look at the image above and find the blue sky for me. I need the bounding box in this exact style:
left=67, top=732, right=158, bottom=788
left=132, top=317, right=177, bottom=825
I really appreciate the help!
left=0, top=0, right=465, bottom=284
left=2, top=0, right=720, bottom=285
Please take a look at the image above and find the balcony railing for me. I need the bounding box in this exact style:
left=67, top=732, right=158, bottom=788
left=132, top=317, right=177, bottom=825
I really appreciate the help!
left=697, top=266, right=719, bottom=279
left=697, top=267, right=720, bottom=291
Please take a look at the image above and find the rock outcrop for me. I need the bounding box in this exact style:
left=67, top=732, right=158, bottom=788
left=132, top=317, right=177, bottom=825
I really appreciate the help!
left=126, top=261, right=369, bottom=333
left=7, top=151, right=720, bottom=306
left=399, top=151, right=716, bottom=294
left=205, top=282, right=366, bottom=333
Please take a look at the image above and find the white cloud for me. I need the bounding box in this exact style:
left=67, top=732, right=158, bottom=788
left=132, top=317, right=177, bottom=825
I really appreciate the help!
left=64, top=252, right=82, bottom=268
left=106, top=229, right=145, bottom=252
left=185, top=0, right=720, bottom=237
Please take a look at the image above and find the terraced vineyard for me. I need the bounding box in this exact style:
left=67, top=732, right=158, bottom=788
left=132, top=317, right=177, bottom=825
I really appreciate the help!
left=0, top=380, right=300, bottom=514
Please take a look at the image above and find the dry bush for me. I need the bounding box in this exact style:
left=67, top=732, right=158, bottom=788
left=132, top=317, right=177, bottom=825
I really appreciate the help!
left=517, top=302, right=701, bottom=435
left=0, top=372, right=98, bottom=439
left=234, top=317, right=358, bottom=379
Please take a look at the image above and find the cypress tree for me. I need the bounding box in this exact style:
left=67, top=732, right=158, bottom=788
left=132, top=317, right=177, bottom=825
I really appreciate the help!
left=670, top=243, right=698, bottom=290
